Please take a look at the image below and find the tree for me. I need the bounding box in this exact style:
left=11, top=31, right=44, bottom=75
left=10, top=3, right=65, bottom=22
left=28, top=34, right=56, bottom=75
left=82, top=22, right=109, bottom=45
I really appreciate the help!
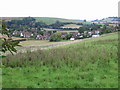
left=23, top=17, right=36, bottom=23
left=65, top=33, right=73, bottom=40
left=83, top=19, right=86, bottom=22
left=49, top=32, right=62, bottom=42
left=78, top=27, right=88, bottom=33
left=38, top=31, right=44, bottom=35
left=0, top=20, right=21, bottom=55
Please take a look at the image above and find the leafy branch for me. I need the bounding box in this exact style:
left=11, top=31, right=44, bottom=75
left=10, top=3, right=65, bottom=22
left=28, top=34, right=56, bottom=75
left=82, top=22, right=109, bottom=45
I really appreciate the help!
left=0, top=20, right=21, bottom=55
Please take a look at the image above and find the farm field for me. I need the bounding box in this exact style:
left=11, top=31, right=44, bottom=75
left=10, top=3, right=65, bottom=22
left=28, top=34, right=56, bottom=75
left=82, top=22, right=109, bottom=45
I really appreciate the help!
left=12, top=35, right=101, bottom=54
left=58, top=30, right=78, bottom=32
left=1, top=32, right=118, bottom=88
left=42, top=28, right=60, bottom=31
left=2, top=38, right=91, bottom=55
left=13, top=39, right=87, bottom=54
left=60, top=24, right=82, bottom=29
left=42, top=28, right=78, bottom=32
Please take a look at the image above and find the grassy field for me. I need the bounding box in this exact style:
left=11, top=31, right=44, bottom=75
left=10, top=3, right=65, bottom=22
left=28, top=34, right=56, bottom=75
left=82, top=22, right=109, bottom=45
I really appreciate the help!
left=43, top=28, right=60, bottom=31
left=2, top=17, right=24, bottom=21
left=19, top=40, right=74, bottom=47
left=43, top=28, right=78, bottom=32
left=19, top=40, right=50, bottom=47
left=1, top=32, right=118, bottom=88
left=61, top=24, right=82, bottom=29
left=3, top=17, right=83, bottom=25
left=58, top=30, right=78, bottom=33
left=34, top=17, right=83, bottom=25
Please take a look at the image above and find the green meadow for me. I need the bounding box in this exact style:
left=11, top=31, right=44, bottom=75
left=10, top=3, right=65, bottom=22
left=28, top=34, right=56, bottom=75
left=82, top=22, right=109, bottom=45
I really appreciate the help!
left=58, top=30, right=78, bottom=33
left=1, top=32, right=118, bottom=88
left=4, top=17, right=83, bottom=25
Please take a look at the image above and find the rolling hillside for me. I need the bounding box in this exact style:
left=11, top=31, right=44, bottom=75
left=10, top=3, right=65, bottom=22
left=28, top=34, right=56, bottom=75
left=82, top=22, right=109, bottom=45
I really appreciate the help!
left=1, top=17, right=24, bottom=21
left=34, top=17, right=83, bottom=24
left=1, top=17, right=83, bottom=24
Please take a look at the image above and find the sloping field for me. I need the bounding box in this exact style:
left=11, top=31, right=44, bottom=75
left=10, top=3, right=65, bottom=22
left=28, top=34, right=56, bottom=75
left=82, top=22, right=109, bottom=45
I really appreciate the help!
left=34, top=17, right=83, bottom=24
left=1, top=17, right=24, bottom=21
left=2, top=32, right=118, bottom=88
left=1, top=17, right=83, bottom=25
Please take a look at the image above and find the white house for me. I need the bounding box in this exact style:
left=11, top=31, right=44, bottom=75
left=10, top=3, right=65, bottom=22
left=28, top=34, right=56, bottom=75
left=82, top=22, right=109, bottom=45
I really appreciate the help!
left=79, top=35, right=83, bottom=38
left=31, top=34, right=34, bottom=36
left=70, top=37, right=75, bottom=41
left=88, top=32, right=92, bottom=35
left=77, top=33, right=80, bottom=35
left=20, top=33, right=24, bottom=37
left=95, top=31, right=100, bottom=35
left=92, top=35, right=100, bottom=38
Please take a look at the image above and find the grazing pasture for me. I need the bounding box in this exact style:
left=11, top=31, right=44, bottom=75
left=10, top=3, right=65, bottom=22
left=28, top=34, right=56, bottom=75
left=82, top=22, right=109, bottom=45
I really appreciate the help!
left=1, top=32, right=118, bottom=88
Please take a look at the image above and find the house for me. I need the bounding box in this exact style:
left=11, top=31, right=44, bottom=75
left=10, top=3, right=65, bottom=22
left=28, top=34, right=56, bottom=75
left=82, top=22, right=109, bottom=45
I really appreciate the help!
left=31, top=28, right=38, bottom=33
left=43, top=32, right=52, bottom=40
left=20, top=32, right=24, bottom=37
left=19, top=31, right=33, bottom=38
left=70, top=32, right=81, bottom=39
left=79, top=35, right=83, bottom=38
left=88, top=32, right=92, bottom=36
left=92, top=35, right=100, bottom=38
left=12, top=30, right=22, bottom=36
left=23, top=32, right=33, bottom=38
left=95, top=31, right=100, bottom=35
left=91, top=30, right=101, bottom=35
left=36, top=34, right=44, bottom=40
left=36, top=32, right=52, bottom=40
left=70, top=37, right=75, bottom=41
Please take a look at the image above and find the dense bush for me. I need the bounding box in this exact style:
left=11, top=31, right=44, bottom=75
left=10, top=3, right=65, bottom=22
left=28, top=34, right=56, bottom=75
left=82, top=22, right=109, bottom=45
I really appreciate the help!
left=49, top=32, right=62, bottom=42
left=64, top=33, right=73, bottom=40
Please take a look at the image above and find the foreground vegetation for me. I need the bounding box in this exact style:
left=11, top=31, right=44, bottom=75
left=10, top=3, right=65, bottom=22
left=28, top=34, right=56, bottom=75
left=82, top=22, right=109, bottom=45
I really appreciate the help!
left=2, top=32, right=118, bottom=88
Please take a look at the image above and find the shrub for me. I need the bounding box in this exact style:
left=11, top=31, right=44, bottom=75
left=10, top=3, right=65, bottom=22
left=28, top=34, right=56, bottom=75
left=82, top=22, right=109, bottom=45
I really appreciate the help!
left=65, top=33, right=73, bottom=40
left=49, top=32, right=62, bottom=42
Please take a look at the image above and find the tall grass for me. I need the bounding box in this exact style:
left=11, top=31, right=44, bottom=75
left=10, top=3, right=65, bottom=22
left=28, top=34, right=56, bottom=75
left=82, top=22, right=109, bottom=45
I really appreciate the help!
left=2, top=32, right=118, bottom=88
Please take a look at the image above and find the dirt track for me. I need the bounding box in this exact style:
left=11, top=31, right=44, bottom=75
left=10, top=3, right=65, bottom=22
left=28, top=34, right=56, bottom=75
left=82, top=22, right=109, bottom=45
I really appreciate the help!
left=15, top=38, right=93, bottom=53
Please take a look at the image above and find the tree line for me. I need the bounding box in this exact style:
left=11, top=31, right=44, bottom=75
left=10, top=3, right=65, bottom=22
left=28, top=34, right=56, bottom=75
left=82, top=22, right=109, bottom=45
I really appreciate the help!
left=4, top=17, right=83, bottom=34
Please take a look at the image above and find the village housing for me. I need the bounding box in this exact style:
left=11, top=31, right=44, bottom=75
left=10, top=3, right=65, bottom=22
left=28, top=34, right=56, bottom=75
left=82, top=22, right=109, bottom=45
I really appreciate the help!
left=12, top=28, right=101, bottom=41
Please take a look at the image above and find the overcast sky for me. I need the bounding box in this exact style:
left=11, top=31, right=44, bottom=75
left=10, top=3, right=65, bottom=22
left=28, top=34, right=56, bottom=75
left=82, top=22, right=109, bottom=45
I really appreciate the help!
left=0, top=0, right=119, bottom=20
